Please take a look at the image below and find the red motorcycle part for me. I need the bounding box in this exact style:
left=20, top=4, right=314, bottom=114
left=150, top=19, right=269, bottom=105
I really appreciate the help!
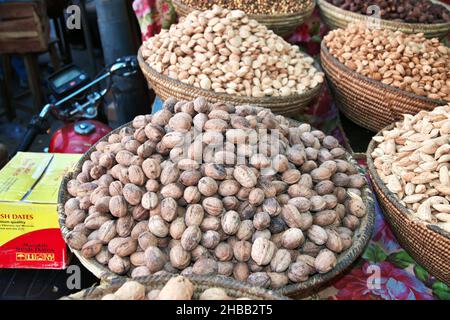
left=49, top=120, right=111, bottom=154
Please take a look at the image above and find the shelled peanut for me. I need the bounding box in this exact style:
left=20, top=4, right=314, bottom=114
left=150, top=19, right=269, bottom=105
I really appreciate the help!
left=179, top=0, right=313, bottom=15
left=63, top=95, right=368, bottom=289
left=98, top=276, right=249, bottom=300
left=371, top=105, right=450, bottom=232
left=324, top=23, right=450, bottom=102
left=141, top=6, right=324, bottom=98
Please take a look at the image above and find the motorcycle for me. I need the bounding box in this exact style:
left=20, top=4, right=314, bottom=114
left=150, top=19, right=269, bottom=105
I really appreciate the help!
left=14, top=56, right=138, bottom=155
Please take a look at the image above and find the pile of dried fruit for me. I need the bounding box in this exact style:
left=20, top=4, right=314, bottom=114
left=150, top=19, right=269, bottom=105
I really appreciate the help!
left=99, top=276, right=252, bottom=300
left=371, top=105, right=450, bottom=232
left=179, top=0, right=313, bottom=15
left=324, top=23, right=450, bottom=102
left=63, top=96, right=368, bottom=289
left=141, top=6, right=324, bottom=98
left=326, top=0, right=450, bottom=24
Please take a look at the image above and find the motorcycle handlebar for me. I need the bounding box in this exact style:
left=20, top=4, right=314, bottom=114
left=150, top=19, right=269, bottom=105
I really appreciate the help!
left=14, top=124, right=42, bottom=154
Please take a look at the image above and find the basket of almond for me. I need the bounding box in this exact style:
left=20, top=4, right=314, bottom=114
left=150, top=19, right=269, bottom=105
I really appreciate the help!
left=367, top=105, right=450, bottom=285
left=172, top=0, right=315, bottom=38
left=58, top=95, right=375, bottom=298
left=317, top=0, right=450, bottom=39
left=321, top=23, right=450, bottom=132
left=138, top=6, right=324, bottom=117
left=62, top=274, right=289, bottom=300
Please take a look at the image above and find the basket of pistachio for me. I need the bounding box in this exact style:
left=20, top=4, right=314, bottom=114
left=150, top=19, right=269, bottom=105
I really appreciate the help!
left=62, top=274, right=290, bottom=300
left=138, top=6, right=324, bottom=117
left=367, top=106, right=450, bottom=285
left=321, top=23, right=449, bottom=132
left=58, top=95, right=375, bottom=298
left=317, top=0, right=450, bottom=39
left=172, top=0, right=315, bottom=37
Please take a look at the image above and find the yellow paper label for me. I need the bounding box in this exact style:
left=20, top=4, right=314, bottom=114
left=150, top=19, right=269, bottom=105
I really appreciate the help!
left=0, top=202, right=58, bottom=246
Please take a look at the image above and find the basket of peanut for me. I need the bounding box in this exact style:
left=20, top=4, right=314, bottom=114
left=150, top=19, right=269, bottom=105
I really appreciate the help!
left=58, top=96, right=375, bottom=298
left=172, top=0, right=315, bottom=38
left=321, top=23, right=449, bottom=132
left=367, top=106, right=450, bottom=285
left=318, top=0, right=450, bottom=39
left=138, top=6, right=324, bottom=117
left=62, top=274, right=289, bottom=300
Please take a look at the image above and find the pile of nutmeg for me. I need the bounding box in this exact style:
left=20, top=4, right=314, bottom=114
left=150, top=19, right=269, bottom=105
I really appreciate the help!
left=63, top=96, right=368, bottom=289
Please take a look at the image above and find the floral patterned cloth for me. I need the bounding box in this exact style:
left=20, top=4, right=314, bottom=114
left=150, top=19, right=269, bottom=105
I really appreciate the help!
left=134, top=1, right=450, bottom=300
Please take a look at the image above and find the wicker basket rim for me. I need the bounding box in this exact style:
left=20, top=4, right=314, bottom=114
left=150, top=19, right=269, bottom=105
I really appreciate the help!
left=137, top=47, right=323, bottom=104
left=173, top=0, right=315, bottom=19
left=317, top=0, right=450, bottom=29
left=320, top=42, right=448, bottom=106
left=366, top=124, right=450, bottom=240
left=58, top=113, right=375, bottom=297
left=62, top=274, right=290, bottom=300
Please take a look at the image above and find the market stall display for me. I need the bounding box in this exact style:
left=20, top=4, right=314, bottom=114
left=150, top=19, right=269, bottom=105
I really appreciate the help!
left=58, top=97, right=374, bottom=297
left=317, top=0, right=450, bottom=39
left=321, top=23, right=449, bottom=131
left=62, top=274, right=289, bottom=300
left=172, top=0, right=315, bottom=37
left=139, top=6, right=324, bottom=116
left=367, top=106, right=450, bottom=285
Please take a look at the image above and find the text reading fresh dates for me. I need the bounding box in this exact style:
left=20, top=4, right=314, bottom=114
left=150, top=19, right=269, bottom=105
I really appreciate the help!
left=176, top=304, right=273, bottom=317
left=0, top=214, right=33, bottom=220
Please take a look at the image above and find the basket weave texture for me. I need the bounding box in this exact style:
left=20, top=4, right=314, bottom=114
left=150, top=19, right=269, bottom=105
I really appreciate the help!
left=61, top=274, right=290, bottom=300
left=317, top=0, right=450, bottom=39
left=367, top=127, right=450, bottom=285
left=172, top=0, right=315, bottom=37
left=138, top=48, right=322, bottom=117
left=58, top=110, right=375, bottom=298
left=320, top=42, right=446, bottom=132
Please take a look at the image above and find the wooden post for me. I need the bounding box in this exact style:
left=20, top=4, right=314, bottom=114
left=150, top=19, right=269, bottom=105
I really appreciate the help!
left=23, top=53, right=44, bottom=112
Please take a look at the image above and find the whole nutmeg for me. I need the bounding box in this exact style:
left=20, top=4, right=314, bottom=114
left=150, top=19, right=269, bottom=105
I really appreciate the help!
left=343, top=214, right=360, bottom=230
left=144, top=246, right=166, bottom=273
left=160, top=183, right=184, bottom=199
left=192, top=258, right=218, bottom=275
left=247, top=272, right=271, bottom=288
left=109, top=195, right=127, bottom=217
left=169, top=217, right=186, bottom=240
left=248, top=188, right=265, bottom=206
left=169, top=244, right=191, bottom=269
left=214, top=242, right=234, bottom=261
left=183, top=186, right=201, bottom=204
left=65, top=210, right=86, bottom=229
left=217, top=262, right=234, bottom=276
left=98, top=220, right=117, bottom=243
left=314, top=249, right=337, bottom=274
left=268, top=272, right=289, bottom=289
left=131, top=266, right=151, bottom=278
left=326, top=229, right=344, bottom=253
left=116, top=215, right=135, bottom=238
left=160, top=197, right=178, bottom=222
left=236, top=220, right=254, bottom=240
left=198, top=177, right=218, bottom=196
left=97, top=174, right=114, bottom=188
left=253, top=212, right=271, bottom=231
left=348, top=174, right=366, bottom=189
left=202, top=197, right=223, bottom=216
left=200, top=216, right=220, bottom=232
left=94, top=196, right=111, bottom=213
left=148, top=215, right=169, bottom=238
left=221, top=210, right=241, bottom=235
left=109, top=181, right=123, bottom=197
left=282, top=169, right=301, bottom=184
left=115, top=237, right=137, bottom=257
left=233, top=165, right=257, bottom=188
left=270, top=249, right=292, bottom=272
left=78, top=196, right=91, bottom=211
left=233, top=262, right=250, bottom=281
left=64, top=198, right=80, bottom=215
left=128, top=165, right=145, bottom=186
left=251, top=238, right=276, bottom=266
left=179, top=170, right=202, bottom=186
left=131, top=221, right=149, bottom=240
left=96, top=247, right=112, bottom=265
left=222, top=196, right=239, bottom=211
left=132, top=204, right=149, bottom=221
left=252, top=229, right=272, bottom=242
left=262, top=198, right=281, bottom=216
left=191, top=245, right=210, bottom=262
left=307, top=225, right=328, bottom=245
left=67, top=179, right=80, bottom=197
left=66, top=231, right=88, bottom=250
left=141, top=192, right=159, bottom=210
left=89, top=186, right=109, bottom=205
left=168, top=112, right=192, bottom=132
left=268, top=215, right=287, bottom=234
left=233, top=240, right=252, bottom=262
left=280, top=204, right=303, bottom=228
left=160, top=163, right=179, bottom=185
left=347, top=198, right=367, bottom=218
left=145, top=179, right=160, bottom=192
left=181, top=225, right=202, bottom=251
left=123, top=183, right=143, bottom=205
left=201, top=230, right=221, bottom=249
left=310, top=196, right=327, bottom=212
left=108, top=255, right=130, bottom=275
left=142, top=159, right=161, bottom=179
left=138, top=231, right=158, bottom=250
left=287, top=261, right=310, bottom=283
left=281, top=228, right=305, bottom=249
left=184, top=204, right=204, bottom=226
left=313, top=210, right=337, bottom=227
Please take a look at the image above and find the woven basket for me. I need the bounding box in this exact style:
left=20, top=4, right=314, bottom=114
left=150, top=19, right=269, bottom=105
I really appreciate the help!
left=367, top=127, right=450, bottom=285
left=320, top=42, right=446, bottom=132
left=172, top=0, right=315, bottom=38
left=138, top=48, right=322, bottom=117
left=58, top=110, right=375, bottom=298
left=317, top=0, right=450, bottom=39
left=61, top=274, right=289, bottom=300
